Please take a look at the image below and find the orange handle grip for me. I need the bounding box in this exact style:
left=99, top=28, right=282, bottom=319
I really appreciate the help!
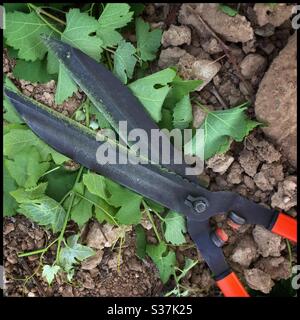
left=271, top=213, right=297, bottom=243
left=216, top=272, right=250, bottom=297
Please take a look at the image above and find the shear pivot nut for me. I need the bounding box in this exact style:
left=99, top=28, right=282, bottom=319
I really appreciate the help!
left=185, top=195, right=209, bottom=214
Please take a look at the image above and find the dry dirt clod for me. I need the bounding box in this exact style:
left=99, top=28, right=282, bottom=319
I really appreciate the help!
left=206, top=154, right=234, bottom=174
left=227, top=162, right=244, bottom=185
left=158, top=47, right=186, bottom=69
left=255, top=33, right=297, bottom=168
left=201, top=38, right=223, bottom=54
left=253, top=163, right=284, bottom=191
left=238, top=149, right=260, bottom=177
left=255, top=257, right=291, bottom=281
left=271, top=176, right=297, bottom=211
left=240, top=54, right=267, bottom=80
left=252, top=225, right=283, bottom=258
left=180, top=4, right=254, bottom=43
left=254, top=3, right=295, bottom=27
left=230, top=236, right=258, bottom=268
left=244, top=268, right=274, bottom=294
left=161, top=24, right=191, bottom=47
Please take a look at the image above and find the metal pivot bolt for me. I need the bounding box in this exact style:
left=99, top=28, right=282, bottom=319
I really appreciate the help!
left=184, top=195, right=209, bottom=214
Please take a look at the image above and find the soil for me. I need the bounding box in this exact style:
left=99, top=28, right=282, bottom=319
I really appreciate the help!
left=3, top=3, right=297, bottom=297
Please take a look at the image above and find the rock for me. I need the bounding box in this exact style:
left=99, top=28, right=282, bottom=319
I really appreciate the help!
left=201, top=38, right=223, bottom=54
left=240, top=54, right=267, bottom=79
left=253, top=163, right=284, bottom=191
left=242, top=38, right=257, bottom=54
left=252, top=225, right=283, bottom=257
left=231, top=236, right=258, bottom=267
left=255, top=257, right=291, bottom=280
left=243, top=175, right=256, bottom=190
left=254, top=139, right=281, bottom=163
left=227, top=162, right=244, bottom=185
left=206, top=154, right=234, bottom=174
left=177, top=54, right=221, bottom=91
left=161, top=25, right=191, bottom=47
left=254, top=3, right=295, bottom=27
left=3, top=223, right=15, bottom=235
left=238, top=149, right=260, bottom=177
left=107, top=252, right=123, bottom=269
left=179, top=3, right=254, bottom=43
left=254, top=24, right=275, bottom=37
left=271, top=176, right=297, bottom=211
left=81, top=250, right=104, bottom=270
left=244, top=268, right=274, bottom=294
left=158, top=47, right=186, bottom=69
left=255, top=34, right=297, bottom=168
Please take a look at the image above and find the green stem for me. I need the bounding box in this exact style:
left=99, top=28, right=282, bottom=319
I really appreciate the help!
left=142, top=200, right=162, bottom=242
left=193, top=99, right=210, bottom=113
left=28, top=3, right=63, bottom=35
left=55, top=166, right=84, bottom=262
left=84, top=100, right=90, bottom=127
left=59, top=190, right=72, bottom=205
left=29, top=3, right=66, bottom=25
left=40, top=166, right=61, bottom=178
left=18, top=238, right=59, bottom=258
left=105, top=50, right=113, bottom=71
left=74, top=192, right=119, bottom=226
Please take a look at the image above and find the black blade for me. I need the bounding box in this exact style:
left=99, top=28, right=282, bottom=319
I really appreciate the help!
left=40, top=35, right=199, bottom=183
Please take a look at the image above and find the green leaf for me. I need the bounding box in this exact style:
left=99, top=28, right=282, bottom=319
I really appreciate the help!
left=4, top=128, right=69, bottom=164
left=62, top=9, right=103, bottom=61
left=146, top=242, right=176, bottom=284
left=70, top=196, right=93, bottom=227
left=90, top=104, right=112, bottom=129
left=129, top=68, right=176, bottom=122
left=135, top=225, right=146, bottom=259
left=82, top=172, right=107, bottom=199
left=55, top=63, right=78, bottom=104
left=4, top=3, right=29, bottom=13
left=16, top=196, right=66, bottom=233
left=4, top=163, right=18, bottom=216
left=159, top=108, right=173, bottom=131
left=10, top=183, right=48, bottom=203
left=3, top=77, right=23, bottom=124
left=13, top=58, right=55, bottom=83
left=4, top=11, right=53, bottom=61
left=164, top=211, right=186, bottom=245
left=46, top=167, right=77, bottom=202
left=191, top=102, right=260, bottom=159
left=97, top=3, right=133, bottom=47
left=58, top=234, right=95, bottom=274
left=94, top=198, right=118, bottom=225
left=218, top=4, right=238, bottom=17
left=136, top=17, right=162, bottom=62
left=173, top=95, right=193, bottom=129
left=165, top=75, right=203, bottom=108
left=113, top=40, right=137, bottom=84
left=47, top=50, right=60, bottom=75
left=42, top=265, right=60, bottom=285
left=5, top=146, right=50, bottom=188
left=115, top=193, right=142, bottom=225
left=177, top=258, right=198, bottom=282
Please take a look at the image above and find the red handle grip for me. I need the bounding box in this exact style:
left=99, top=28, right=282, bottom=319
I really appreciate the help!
left=216, top=272, right=249, bottom=297
left=271, top=213, right=297, bottom=243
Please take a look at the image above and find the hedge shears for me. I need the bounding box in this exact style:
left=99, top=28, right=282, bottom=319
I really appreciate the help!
left=4, top=35, right=297, bottom=297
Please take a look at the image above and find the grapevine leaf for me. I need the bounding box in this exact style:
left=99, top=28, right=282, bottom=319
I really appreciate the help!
left=173, top=94, right=193, bottom=129
left=16, top=196, right=67, bottom=233
left=146, top=242, right=176, bottom=284
left=136, top=17, right=162, bottom=62
left=10, top=182, right=48, bottom=203
left=190, top=102, right=260, bottom=159
left=114, top=193, right=142, bottom=225
left=164, top=211, right=187, bottom=245
left=4, top=163, right=18, bottom=217
left=42, top=265, right=61, bottom=285
left=97, top=3, right=133, bottom=47
left=82, top=172, right=107, bottom=199
left=70, top=197, right=93, bottom=227
left=135, top=224, right=146, bottom=259
left=129, top=68, right=176, bottom=122
left=55, top=63, right=77, bottom=104
left=4, top=11, right=53, bottom=61
left=58, top=234, right=95, bottom=274
left=113, top=40, right=137, bottom=84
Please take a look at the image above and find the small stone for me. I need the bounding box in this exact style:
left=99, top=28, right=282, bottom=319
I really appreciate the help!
left=161, top=25, right=191, bottom=47
left=192, top=59, right=221, bottom=91
left=254, top=24, right=275, bottom=37
left=238, top=149, right=260, bottom=177
left=255, top=257, right=291, bottom=280
left=231, top=236, right=258, bottom=267
left=3, top=223, right=15, bottom=235
left=158, top=47, right=186, bottom=69
left=81, top=250, right=103, bottom=270
left=227, top=162, right=244, bottom=185
left=206, top=154, right=234, bottom=174
left=240, top=54, right=267, bottom=79
left=254, top=163, right=284, bottom=191
left=243, top=175, right=256, bottom=190
left=252, top=225, right=283, bottom=257
left=244, top=268, right=274, bottom=294
left=271, top=176, right=297, bottom=211
left=201, top=38, right=223, bottom=54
